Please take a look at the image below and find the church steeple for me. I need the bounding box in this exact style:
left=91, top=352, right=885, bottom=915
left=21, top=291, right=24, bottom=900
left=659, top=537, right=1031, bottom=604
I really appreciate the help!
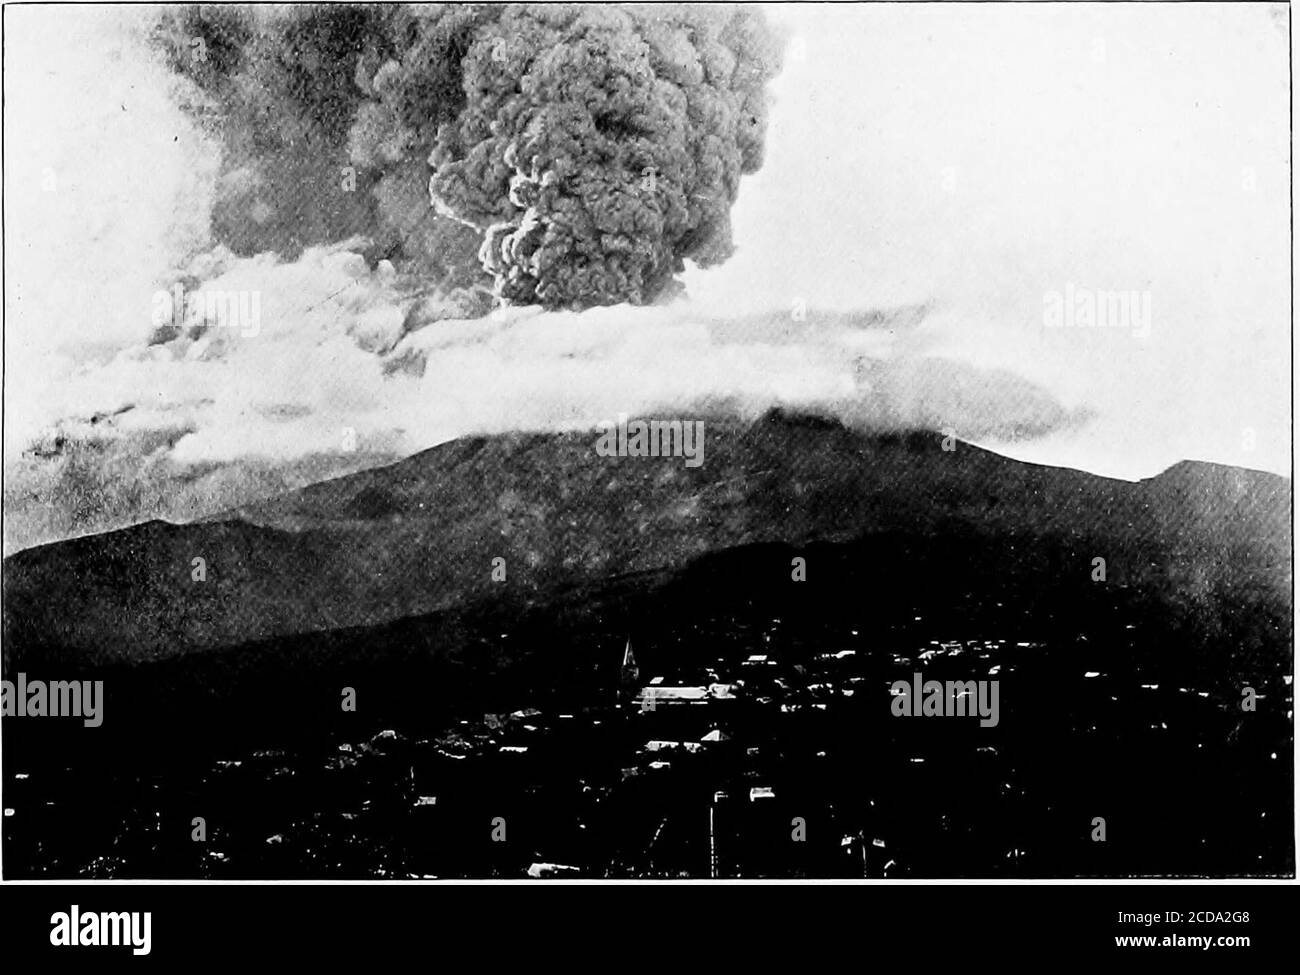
left=620, top=638, right=639, bottom=692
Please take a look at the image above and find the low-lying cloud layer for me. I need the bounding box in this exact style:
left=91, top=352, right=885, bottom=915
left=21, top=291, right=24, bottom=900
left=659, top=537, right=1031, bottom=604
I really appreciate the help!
left=5, top=235, right=1083, bottom=551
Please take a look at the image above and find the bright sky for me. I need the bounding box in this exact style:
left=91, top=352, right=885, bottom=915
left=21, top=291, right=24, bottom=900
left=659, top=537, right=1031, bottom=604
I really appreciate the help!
left=694, top=2, right=1291, bottom=479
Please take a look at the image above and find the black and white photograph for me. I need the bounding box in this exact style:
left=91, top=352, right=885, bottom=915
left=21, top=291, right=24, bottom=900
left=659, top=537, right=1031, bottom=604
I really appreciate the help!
left=0, top=0, right=1293, bottom=901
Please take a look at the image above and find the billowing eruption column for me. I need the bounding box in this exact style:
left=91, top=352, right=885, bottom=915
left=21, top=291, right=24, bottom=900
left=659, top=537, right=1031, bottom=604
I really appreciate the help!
left=425, top=4, right=781, bottom=308
left=157, top=4, right=783, bottom=310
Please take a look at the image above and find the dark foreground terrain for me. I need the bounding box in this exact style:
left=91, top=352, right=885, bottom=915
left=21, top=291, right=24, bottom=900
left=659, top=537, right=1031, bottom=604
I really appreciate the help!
left=3, top=412, right=1292, bottom=877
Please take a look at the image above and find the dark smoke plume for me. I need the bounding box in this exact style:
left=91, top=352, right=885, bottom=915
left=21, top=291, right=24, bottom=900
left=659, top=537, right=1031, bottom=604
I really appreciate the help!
left=155, top=4, right=783, bottom=310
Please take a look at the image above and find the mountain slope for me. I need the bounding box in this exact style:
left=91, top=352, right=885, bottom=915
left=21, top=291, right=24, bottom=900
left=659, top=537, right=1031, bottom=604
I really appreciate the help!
left=2, top=410, right=1289, bottom=668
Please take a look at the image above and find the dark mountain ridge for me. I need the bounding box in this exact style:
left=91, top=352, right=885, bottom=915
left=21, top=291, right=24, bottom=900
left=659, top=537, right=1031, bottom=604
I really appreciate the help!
left=3, top=409, right=1289, bottom=670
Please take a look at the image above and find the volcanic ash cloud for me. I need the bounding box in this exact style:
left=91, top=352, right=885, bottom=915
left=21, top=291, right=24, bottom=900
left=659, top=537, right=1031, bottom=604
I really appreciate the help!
left=418, top=4, right=783, bottom=309
left=157, top=3, right=784, bottom=311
